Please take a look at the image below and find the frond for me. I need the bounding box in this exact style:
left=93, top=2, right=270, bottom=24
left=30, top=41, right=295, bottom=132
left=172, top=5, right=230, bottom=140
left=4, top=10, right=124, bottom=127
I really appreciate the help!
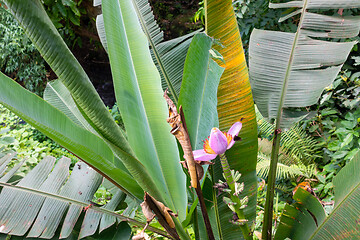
left=257, top=152, right=316, bottom=180
left=257, top=108, right=322, bottom=166
left=281, top=125, right=322, bottom=165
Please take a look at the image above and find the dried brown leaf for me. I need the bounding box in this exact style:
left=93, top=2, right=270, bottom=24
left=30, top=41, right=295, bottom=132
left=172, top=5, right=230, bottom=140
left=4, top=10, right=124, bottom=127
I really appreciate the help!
left=143, top=192, right=180, bottom=240
left=164, top=90, right=199, bottom=188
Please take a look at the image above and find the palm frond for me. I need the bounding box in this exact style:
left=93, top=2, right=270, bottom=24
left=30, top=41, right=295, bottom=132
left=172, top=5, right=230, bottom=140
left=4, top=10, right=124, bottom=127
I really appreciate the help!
left=0, top=153, right=147, bottom=239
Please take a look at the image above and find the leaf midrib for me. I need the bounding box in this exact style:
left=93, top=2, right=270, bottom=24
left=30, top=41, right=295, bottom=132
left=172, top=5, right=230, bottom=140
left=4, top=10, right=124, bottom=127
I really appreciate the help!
left=0, top=182, right=170, bottom=237
left=274, top=0, right=308, bottom=129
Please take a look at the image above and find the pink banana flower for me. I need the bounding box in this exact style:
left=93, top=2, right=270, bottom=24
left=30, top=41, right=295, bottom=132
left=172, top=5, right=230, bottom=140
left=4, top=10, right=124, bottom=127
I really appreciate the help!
left=193, top=122, right=242, bottom=161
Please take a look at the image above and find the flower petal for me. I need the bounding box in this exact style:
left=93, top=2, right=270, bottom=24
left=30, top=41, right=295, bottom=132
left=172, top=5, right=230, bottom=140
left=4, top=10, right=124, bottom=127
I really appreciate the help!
left=227, top=140, right=235, bottom=149
left=227, top=122, right=242, bottom=149
left=227, top=122, right=242, bottom=137
left=193, top=149, right=217, bottom=161
left=209, top=128, right=228, bottom=154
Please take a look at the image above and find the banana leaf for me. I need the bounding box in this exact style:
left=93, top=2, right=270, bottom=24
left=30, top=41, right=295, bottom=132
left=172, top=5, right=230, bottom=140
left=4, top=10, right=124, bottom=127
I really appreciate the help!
left=0, top=154, right=166, bottom=239
left=177, top=32, right=224, bottom=238
left=249, top=0, right=360, bottom=128
left=101, top=0, right=187, bottom=224
left=206, top=0, right=259, bottom=238
left=95, top=0, right=195, bottom=104
left=275, top=151, right=360, bottom=239
left=178, top=33, right=224, bottom=151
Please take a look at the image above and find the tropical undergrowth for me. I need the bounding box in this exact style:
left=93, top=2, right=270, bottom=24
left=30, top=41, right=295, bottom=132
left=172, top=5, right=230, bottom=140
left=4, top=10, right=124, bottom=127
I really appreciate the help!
left=0, top=104, right=77, bottom=175
left=0, top=6, right=47, bottom=96
left=301, top=68, right=360, bottom=206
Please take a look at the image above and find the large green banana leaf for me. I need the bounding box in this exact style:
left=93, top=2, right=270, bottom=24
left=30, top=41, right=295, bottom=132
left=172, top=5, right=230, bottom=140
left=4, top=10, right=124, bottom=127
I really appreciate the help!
left=249, top=0, right=360, bottom=129
left=4, top=0, right=131, bottom=155
left=0, top=154, right=165, bottom=239
left=178, top=33, right=224, bottom=151
left=2, top=0, right=158, bottom=199
left=101, top=0, right=187, bottom=223
left=275, top=151, right=360, bottom=239
left=206, top=0, right=259, bottom=238
left=95, top=0, right=195, bottom=104
left=0, top=71, right=142, bottom=198
left=177, top=32, right=224, bottom=239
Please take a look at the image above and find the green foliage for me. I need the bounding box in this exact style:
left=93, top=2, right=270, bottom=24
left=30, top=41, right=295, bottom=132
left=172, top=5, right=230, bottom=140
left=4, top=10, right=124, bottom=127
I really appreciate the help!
left=353, top=56, right=360, bottom=66
left=257, top=151, right=317, bottom=180
left=193, top=1, right=204, bottom=24
left=275, top=151, right=360, bottom=240
left=303, top=70, right=360, bottom=200
left=41, top=0, right=85, bottom=47
left=0, top=0, right=359, bottom=239
left=108, top=103, right=124, bottom=129
left=0, top=7, right=47, bottom=96
left=257, top=109, right=321, bottom=181
left=0, top=104, right=77, bottom=175
left=234, top=0, right=297, bottom=53
left=92, top=186, right=114, bottom=206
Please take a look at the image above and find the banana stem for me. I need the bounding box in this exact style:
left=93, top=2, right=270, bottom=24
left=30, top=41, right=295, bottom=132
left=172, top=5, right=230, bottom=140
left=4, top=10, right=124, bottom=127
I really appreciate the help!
left=219, top=154, right=252, bottom=240
left=261, top=129, right=282, bottom=240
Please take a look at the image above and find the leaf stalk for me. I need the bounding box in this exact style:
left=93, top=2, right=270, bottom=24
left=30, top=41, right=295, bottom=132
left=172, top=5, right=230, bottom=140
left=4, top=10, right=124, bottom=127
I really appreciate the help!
left=261, top=129, right=282, bottom=240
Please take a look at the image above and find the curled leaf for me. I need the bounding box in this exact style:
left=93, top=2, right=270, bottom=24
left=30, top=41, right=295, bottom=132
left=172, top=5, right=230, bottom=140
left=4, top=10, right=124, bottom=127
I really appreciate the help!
left=143, top=192, right=180, bottom=240
left=140, top=201, right=155, bottom=222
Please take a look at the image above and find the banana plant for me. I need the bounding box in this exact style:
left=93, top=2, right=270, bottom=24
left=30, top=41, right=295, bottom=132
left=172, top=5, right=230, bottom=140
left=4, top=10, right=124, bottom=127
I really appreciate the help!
left=248, top=0, right=360, bottom=238
left=0, top=153, right=156, bottom=239
left=205, top=0, right=259, bottom=239
left=1, top=0, right=360, bottom=239
left=0, top=0, right=225, bottom=238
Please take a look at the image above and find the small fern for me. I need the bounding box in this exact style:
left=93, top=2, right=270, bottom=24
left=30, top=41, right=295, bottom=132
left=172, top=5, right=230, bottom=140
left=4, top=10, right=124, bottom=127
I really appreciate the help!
left=256, top=107, right=321, bottom=180
left=257, top=152, right=316, bottom=180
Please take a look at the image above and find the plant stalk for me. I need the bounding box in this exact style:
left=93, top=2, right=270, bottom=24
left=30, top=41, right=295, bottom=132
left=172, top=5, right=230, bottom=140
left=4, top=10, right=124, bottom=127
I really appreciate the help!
left=210, top=164, right=224, bottom=240
left=261, top=128, right=282, bottom=240
left=261, top=0, right=308, bottom=238
left=163, top=93, right=214, bottom=239
left=195, top=175, right=216, bottom=240
left=219, top=154, right=252, bottom=240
